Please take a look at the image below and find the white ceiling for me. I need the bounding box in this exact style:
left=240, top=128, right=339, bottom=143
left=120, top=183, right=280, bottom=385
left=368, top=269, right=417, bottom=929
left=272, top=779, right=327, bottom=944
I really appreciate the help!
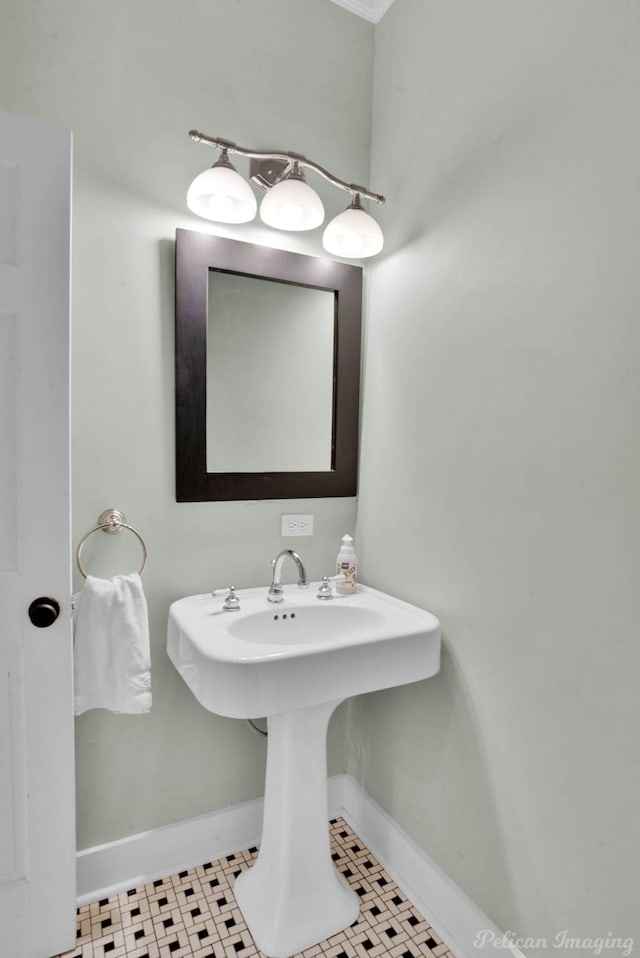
left=327, top=0, right=396, bottom=23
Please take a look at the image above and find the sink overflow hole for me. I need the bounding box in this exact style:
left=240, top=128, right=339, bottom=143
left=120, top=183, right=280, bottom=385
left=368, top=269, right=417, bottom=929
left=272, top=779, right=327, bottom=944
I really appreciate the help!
left=272, top=613, right=296, bottom=622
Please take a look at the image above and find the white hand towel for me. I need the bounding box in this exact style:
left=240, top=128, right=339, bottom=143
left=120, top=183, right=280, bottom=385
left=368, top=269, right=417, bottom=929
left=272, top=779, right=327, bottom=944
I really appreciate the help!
left=73, top=572, right=152, bottom=715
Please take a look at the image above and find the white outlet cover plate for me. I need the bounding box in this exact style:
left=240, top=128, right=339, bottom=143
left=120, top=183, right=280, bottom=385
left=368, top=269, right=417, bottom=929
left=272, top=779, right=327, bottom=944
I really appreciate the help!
left=281, top=514, right=314, bottom=536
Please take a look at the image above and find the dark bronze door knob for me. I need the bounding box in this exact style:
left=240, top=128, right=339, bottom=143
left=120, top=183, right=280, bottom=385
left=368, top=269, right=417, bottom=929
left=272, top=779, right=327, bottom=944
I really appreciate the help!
left=28, top=597, right=61, bottom=628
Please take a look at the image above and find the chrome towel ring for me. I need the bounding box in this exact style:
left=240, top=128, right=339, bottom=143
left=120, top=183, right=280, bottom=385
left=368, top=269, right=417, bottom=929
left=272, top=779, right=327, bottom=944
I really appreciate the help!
left=76, top=508, right=148, bottom=578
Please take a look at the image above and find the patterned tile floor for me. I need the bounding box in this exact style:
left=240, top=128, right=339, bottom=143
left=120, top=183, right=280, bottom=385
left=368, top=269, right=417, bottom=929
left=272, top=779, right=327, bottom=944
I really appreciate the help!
left=53, top=818, right=456, bottom=958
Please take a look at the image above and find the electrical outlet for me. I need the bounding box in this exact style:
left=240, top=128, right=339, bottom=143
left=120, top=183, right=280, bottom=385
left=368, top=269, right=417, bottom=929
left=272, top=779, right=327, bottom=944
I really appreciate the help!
left=280, top=513, right=314, bottom=537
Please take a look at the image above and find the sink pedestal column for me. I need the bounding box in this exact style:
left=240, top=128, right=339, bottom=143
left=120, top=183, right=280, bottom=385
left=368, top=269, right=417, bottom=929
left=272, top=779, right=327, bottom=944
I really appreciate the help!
left=234, top=699, right=359, bottom=958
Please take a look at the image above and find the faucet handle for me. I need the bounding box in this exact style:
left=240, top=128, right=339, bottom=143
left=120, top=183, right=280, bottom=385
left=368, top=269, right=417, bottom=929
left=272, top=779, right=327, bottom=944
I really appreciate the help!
left=317, top=577, right=333, bottom=600
left=223, top=585, right=241, bottom=611
left=316, top=574, right=346, bottom=600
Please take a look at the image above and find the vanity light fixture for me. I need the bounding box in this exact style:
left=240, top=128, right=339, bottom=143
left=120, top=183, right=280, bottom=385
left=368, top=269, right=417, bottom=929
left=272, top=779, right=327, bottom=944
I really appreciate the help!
left=322, top=194, right=384, bottom=258
left=259, top=160, right=325, bottom=232
left=186, top=130, right=385, bottom=258
left=186, top=148, right=257, bottom=224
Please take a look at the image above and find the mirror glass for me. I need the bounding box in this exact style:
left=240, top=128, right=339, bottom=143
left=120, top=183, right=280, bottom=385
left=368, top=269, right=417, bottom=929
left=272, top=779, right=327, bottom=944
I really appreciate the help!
left=175, top=229, right=362, bottom=501
left=206, top=272, right=334, bottom=472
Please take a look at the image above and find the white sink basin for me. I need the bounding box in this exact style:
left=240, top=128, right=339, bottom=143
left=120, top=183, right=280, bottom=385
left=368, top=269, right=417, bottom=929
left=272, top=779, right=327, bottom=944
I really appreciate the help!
left=167, top=584, right=441, bottom=719
left=227, top=602, right=385, bottom=645
left=167, top=582, right=440, bottom=958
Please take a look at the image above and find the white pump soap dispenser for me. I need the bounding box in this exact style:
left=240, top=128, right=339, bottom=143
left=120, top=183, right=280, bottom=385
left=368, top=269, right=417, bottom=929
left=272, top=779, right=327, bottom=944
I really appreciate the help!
left=336, top=534, right=358, bottom=594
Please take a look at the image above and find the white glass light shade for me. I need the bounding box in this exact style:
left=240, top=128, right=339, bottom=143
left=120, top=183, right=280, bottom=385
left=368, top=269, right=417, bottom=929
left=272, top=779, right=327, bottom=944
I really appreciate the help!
left=187, top=163, right=257, bottom=224
left=260, top=176, right=325, bottom=232
left=322, top=203, right=384, bottom=259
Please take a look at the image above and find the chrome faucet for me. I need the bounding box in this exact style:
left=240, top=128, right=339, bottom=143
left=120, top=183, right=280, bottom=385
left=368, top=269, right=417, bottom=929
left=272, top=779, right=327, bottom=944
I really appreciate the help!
left=267, top=549, right=308, bottom=603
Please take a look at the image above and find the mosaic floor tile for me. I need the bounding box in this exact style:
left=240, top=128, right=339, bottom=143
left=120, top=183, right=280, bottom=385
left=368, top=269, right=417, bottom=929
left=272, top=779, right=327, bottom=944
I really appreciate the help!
left=52, top=819, right=457, bottom=958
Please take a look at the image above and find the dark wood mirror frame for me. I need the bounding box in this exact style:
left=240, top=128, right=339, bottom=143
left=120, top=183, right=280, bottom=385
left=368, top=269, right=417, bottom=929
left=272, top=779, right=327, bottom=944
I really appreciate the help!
left=175, top=228, right=363, bottom=501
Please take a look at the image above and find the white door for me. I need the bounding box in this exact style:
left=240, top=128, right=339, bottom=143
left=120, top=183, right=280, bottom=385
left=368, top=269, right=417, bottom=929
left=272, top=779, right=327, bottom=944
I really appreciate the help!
left=0, top=111, right=75, bottom=957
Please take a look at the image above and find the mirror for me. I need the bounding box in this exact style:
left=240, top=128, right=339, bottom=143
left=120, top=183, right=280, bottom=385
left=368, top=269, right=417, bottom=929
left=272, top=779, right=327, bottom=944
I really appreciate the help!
left=206, top=272, right=335, bottom=473
left=175, top=229, right=362, bottom=501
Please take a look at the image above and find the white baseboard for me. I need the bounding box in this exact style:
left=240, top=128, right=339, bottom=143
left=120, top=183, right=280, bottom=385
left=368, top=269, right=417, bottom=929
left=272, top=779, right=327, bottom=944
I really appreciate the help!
left=76, top=797, right=259, bottom=907
left=334, top=775, right=524, bottom=958
left=77, top=773, right=522, bottom=958
left=76, top=776, right=346, bottom=907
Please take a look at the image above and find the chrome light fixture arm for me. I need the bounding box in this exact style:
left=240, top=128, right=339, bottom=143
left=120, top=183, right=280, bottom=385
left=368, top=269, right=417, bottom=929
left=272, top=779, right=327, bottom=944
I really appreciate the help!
left=188, top=130, right=385, bottom=206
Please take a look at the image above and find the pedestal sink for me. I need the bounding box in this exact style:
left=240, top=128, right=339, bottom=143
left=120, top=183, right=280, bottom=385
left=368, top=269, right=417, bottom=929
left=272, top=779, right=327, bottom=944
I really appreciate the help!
left=167, top=584, right=440, bottom=958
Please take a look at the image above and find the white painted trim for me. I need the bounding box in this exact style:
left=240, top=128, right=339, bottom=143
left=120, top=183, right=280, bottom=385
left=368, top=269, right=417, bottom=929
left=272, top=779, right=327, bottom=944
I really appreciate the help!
left=76, top=776, right=347, bottom=907
left=327, top=0, right=396, bottom=24
left=76, top=798, right=262, bottom=906
left=373, top=0, right=397, bottom=21
left=337, top=775, right=526, bottom=958
left=77, top=774, right=524, bottom=958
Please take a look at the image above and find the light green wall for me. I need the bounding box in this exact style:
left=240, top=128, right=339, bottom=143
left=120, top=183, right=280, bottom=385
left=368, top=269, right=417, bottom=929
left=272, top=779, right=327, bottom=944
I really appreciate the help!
left=2, top=0, right=638, bottom=942
left=355, top=0, right=640, bottom=943
left=0, top=0, right=373, bottom=848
